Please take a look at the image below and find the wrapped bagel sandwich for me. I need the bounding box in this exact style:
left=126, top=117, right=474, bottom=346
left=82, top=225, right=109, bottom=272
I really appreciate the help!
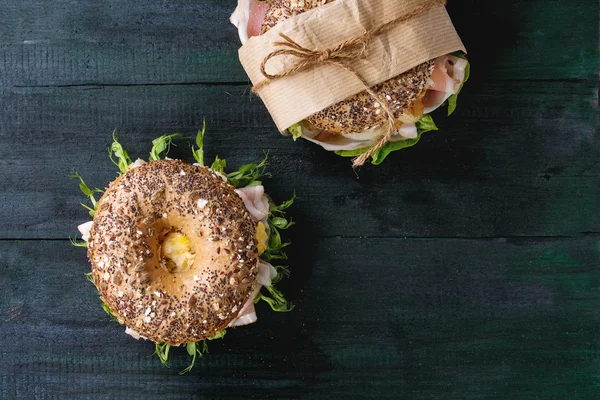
left=231, top=0, right=469, bottom=165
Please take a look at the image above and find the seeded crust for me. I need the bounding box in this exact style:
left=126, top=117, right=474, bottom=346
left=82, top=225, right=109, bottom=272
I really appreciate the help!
left=260, top=0, right=436, bottom=135
left=87, top=160, right=258, bottom=345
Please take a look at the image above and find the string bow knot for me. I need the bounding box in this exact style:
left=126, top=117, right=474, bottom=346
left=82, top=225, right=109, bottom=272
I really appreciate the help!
left=259, top=33, right=369, bottom=80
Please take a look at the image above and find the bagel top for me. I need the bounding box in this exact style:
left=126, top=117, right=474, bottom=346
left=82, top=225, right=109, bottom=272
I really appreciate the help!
left=87, top=160, right=259, bottom=345
left=260, top=0, right=435, bottom=135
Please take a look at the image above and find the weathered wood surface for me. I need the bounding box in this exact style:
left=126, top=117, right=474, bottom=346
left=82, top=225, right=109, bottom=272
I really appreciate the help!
left=1, top=80, right=598, bottom=239
left=1, top=238, right=599, bottom=399
left=0, top=0, right=598, bottom=398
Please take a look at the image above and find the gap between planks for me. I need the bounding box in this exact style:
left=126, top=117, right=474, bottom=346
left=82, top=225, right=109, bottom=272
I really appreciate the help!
left=1, top=233, right=599, bottom=242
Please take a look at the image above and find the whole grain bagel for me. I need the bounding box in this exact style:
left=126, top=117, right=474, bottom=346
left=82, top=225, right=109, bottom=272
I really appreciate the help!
left=260, top=0, right=435, bottom=135
left=87, top=160, right=259, bottom=345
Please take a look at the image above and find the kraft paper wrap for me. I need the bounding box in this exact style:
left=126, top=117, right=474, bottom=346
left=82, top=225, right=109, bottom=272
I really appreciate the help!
left=238, top=0, right=466, bottom=133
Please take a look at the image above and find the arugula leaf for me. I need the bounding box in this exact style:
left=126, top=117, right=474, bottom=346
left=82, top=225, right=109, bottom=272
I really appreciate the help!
left=101, top=302, right=119, bottom=322
left=269, top=192, right=296, bottom=215
left=447, top=53, right=470, bottom=116
left=70, top=236, right=87, bottom=248
left=149, top=134, right=185, bottom=161
left=154, top=343, right=172, bottom=367
left=179, top=330, right=224, bottom=375
left=270, top=217, right=295, bottom=230
left=210, top=156, right=227, bottom=173
left=70, top=170, right=103, bottom=217
left=287, top=123, right=303, bottom=141
left=261, top=251, right=288, bottom=262
left=260, top=193, right=296, bottom=263
left=109, top=131, right=132, bottom=174
left=179, top=342, right=200, bottom=375
left=255, top=285, right=294, bottom=312
left=192, top=120, right=207, bottom=165
left=254, top=192, right=295, bottom=312
left=226, top=152, right=271, bottom=188
left=84, top=272, right=94, bottom=283
left=271, top=265, right=290, bottom=284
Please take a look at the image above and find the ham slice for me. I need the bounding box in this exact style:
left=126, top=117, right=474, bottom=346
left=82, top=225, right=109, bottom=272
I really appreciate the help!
left=300, top=122, right=418, bottom=151
left=423, top=55, right=468, bottom=113
left=125, top=327, right=148, bottom=340
left=227, top=260, right=278, bottom=327
left=235, top=185, right=270, bottom=222
left=228, top=284, right=260, bottom=327
left=228, top=299, right=258, bottom=326
left=230, top=0, right=268, bottom=44
left=127, top=158, right=146, bottom=170
left=256, top=260, right=278, bottom=287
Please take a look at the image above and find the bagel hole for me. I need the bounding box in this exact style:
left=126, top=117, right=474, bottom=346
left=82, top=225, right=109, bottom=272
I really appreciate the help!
left=160, top=230, right=196, bottom=273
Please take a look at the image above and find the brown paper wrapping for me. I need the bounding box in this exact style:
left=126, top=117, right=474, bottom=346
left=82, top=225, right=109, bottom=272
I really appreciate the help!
left=238, top=0, right=466, bottom=132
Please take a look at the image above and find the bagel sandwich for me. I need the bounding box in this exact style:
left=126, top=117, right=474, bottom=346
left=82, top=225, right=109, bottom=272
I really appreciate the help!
left=71, top=129, right=295, bottom=374
left=230, top=0, right=469, bottom=164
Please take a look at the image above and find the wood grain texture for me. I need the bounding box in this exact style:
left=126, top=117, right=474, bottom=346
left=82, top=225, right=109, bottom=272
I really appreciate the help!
left=0, top=0, right=597, bottom=89
left=1, top=238, right=599, bottom=399
left=0, top=80, right=597, bottom=239
left=0, top=0, right=598, bottom=398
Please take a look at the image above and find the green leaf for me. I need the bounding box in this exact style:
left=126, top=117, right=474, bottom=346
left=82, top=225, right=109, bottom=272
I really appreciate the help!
left=70, top=170, right=103, bottom=215
left=109, top=130, right=132, bottom=174
left=369, top=115, right=438, bottom=165
left=179, top=340, right=210, bottom=375
left=334, top=146, right=373, bottom=158
left=261, top=251, right=288, bottom=262
left=271, top=265, right=290, bottom=284
left=451, top=51, right=467, bottom=59
left=207, top=329, right=227, bottom=340
left=210, top=156, right=227, bottom=174
left=447, top=54, right=470, bottom=116
left=101, top=302, right=119, bottom=322
left=84, top=272, right=94, bottom=283
left=336, top=115, right=439, bottom=166
left=80, top=203, right=96, bottom=218
left=154, top=343, right=172, bottom=367
left=101, top=302, right=112, bottom=316
left=149, top=133, right=185, bottom=161
left=269, top=192, right=296, bottom=216
left=226, top=152, right=271, bottom=188
left=271, top=217, right=294, bottom=229
left=415, top=114, right=439, bottom=133
left=287, top=123, right=303, bottom=141
left=370, top=135, right=423, bottom=165
left=192, top=120, right=207, bottom=165
left=269, top=226, right=282, bottom=249
left=70, top=236, right=88, bottom=248
left=186, top=342, right=196, bottom=357
left=255, top=285, right=294, bottom=312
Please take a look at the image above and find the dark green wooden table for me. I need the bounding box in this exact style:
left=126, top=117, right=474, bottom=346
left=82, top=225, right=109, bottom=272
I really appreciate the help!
left=1, top=1, right=599, bottom=399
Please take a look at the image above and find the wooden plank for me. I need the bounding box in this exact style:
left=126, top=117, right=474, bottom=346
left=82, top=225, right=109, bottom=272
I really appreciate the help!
left=0, top=0, right=246, bottom=86
left=0, top=0, right=597, bottom=88
left=0, top=80, right=597, bottom=239
left=0, top=238, right=598, bottom=399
